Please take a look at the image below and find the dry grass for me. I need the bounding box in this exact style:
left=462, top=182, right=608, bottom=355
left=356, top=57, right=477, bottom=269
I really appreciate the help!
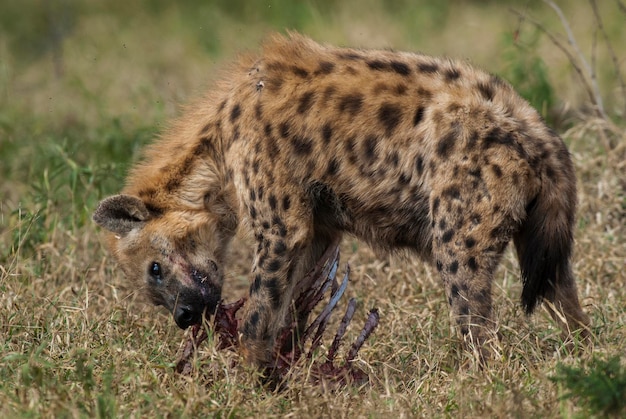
left=1, top=1, right=625, bottom=417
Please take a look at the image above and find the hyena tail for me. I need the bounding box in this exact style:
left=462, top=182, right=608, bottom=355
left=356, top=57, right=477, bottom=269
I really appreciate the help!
left=515, top=148, right=578, bottom=315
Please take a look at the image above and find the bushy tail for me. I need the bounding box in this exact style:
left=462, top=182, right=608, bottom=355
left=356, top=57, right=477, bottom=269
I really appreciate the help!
left=515, top=148, right=577, bottom=315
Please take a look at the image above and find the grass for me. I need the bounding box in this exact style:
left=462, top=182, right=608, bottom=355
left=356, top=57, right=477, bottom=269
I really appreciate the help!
left=1, top=0, right=625, bottom=417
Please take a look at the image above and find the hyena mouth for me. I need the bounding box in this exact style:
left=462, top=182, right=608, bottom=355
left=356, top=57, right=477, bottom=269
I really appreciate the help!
left=173, top=288, right=220, bottom=329
left=173, top=268, right=222, bottom=329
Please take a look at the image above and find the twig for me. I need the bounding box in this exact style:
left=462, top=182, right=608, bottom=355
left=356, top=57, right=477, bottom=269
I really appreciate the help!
left=542, top=0, right=607, bottom=119
left=509, top=9, right=597, bottom=116
left=590, top=0, right=626, bottom=116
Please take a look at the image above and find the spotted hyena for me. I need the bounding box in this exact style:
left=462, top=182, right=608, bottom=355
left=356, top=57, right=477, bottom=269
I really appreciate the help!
left=94, top=33, right=590, bottom=366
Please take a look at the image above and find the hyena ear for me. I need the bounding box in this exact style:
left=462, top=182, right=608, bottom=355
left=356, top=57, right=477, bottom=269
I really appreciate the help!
left=93, top=194, right=155, bottom=236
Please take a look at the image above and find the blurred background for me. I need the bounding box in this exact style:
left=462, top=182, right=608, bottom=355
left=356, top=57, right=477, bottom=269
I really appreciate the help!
left=1, top=1, right=623, bottom=208
left=1, top=1, right=625, bottom=417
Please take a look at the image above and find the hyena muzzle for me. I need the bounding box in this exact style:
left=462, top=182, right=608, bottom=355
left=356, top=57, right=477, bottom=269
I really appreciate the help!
left=94, top=33, right=590, bottom=367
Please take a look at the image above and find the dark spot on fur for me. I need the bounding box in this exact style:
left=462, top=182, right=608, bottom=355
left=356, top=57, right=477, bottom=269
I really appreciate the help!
left=443, top=186, right=461, bottom=200
left=437, top=131, right=456, bottom=158
left=415, top=155, right=424, bottom=175
left=266, top=138, right=279, bottom=160
left=315, top=61, right=335, bottom=75
left=327, top=158, right=340, bottom=176
left=282, top=196, right=291, bottom=211
left=395, top=83, right=408, bottom=95
left=436, top=260, right=443, bottom=271
left=439, top=219, right=447, bottom=230
left=323, top=85, right=337, bottom=103
left=442, top=229, right=454, bottom=243
left=138, top=188, right=156, bottom=198
left=337, top=51, right=362, bottom=60
left=545, top=166, right=556, bottom=181
left=297, top=91, right=315, bottom=114
left=338, top=93, right=364, bottom=115
left=252, top=160, right=260, bottom=174
left=378, top=103, right=402, bottom=134
left=242, top=317, right=257, bottom=338
left=255, top=102, right=263, bottom=119
left=468, top=167, right=481, bottom=178
left=279, top=122, right=290, bottom=138
left=413, top=106, right=425, bottom=126
left=266, top=259, right=281, bottom=273
left=262, top=221, right=270, bottom=230
left=444, top=68, right=461, bottom=81
left=291, top=136, right=313, bottom=155
left=257, top=185, right=264, bottom=200
left=230, top=104, right=241, bottom=122
left=366, top=59, right=387, bottom=71
left=265, top=278, right=282, bottom=309
left=482, top=128, right=524, bottom=158
left=477, top=81, right=495, bottom=101
left=264, top=123, right=273, bottom=137
left=268, top=194, right=277, bottom=210
left=249, top=206, right=257, bottom=219
left=417, top=62, right=439, bottom=73
left=398, top=172, right=411, bottom=185
left=468, top=257, right=478, bottom=272
left=491, top=164, right=503, bottom=178
left=363, top=135, right=378, bottom=161
left=249, top=189, right=256, bottom=201
left=390, top=60, right=411, bottom=76
left=465, top=237, right=476, bottom=248
left=449, top=260, right=459, bottom=274
left=447, top=103, right=462, bottom=114
left=373, top=82, right=389, bottom=95
left=417, top=87, right=433, bottom=100
left=274, top=241, right=287, bottom=256
left=322, top=123, right=333, bottom=144
left=193, top=137, right=214, bottom=156
left=199, top=122, right=212, bottom=135
left=467, top=130, right=479, bottom=150
left=459, top=303, right=469, bottom=316
left=291, top=66, right=309, bottom=78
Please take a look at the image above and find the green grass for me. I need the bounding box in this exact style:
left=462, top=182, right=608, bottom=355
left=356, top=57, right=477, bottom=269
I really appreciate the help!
left=1, top=0, right=625, bottom=417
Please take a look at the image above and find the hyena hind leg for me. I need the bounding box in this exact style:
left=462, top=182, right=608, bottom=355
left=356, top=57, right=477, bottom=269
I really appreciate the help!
left=432, top=231, right=507, bottom=364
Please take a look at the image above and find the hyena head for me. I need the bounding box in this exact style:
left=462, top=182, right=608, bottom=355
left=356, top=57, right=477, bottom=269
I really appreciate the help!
left=93, top=194, right=235, bottom=329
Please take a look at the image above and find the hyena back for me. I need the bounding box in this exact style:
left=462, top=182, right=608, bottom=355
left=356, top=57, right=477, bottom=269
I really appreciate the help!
left=94, top=33, right=590, bottom=366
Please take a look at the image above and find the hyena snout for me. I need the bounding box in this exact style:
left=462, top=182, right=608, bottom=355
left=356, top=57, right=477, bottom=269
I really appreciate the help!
left=171, top=290, right=218, bottom=329
left=171, top=271, right=222, bottom=329
left=173, top=302, right=204, bottom=329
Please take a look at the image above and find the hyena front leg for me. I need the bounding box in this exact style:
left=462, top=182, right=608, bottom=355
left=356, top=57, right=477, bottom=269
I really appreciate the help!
left=238, top=186, right=337, bottom=367
left=430, top=191, right=511, bottom=363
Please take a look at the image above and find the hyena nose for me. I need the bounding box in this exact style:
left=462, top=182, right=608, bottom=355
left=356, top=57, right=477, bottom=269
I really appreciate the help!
left=174, top=304, right=201, bottom=329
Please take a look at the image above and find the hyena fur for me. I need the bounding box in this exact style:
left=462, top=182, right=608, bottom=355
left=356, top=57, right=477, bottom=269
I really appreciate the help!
left=94, top=33, right=590, bottom=366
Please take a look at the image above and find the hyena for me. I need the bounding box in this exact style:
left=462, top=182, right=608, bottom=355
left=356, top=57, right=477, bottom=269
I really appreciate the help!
left=94, top=33, right=590, bottom=366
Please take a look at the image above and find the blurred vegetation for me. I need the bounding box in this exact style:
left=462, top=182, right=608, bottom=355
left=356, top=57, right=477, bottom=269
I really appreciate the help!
left=551, top=356, right=626, bottom=418
left=0, top=0, right=624, bottom=417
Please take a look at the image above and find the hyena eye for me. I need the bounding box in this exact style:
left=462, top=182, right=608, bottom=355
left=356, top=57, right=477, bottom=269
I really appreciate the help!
left=149, top=261, right=163, bottom=283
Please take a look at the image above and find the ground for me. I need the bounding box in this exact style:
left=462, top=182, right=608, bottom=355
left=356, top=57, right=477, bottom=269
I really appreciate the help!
left=0, top=1, right=624, bottom=417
